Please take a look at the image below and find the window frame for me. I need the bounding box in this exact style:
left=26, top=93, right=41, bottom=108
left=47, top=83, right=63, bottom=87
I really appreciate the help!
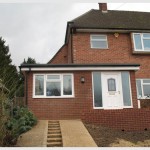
left=90, top=34, right=108, bottom=49
left=133, top=33, right=150, bottom=52
left=33, top=73, right=74, bottom=98
left=136, top=79, right=150, bottom=99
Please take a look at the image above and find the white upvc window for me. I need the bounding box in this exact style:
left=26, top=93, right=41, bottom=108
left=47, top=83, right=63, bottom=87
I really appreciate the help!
left=133, top=33, right=150, bottom=51
left=33, top=74, right=74, bottom=98
left=90, top=35, right=108, bottom=49
left=136, top=79, right=150, bottom=99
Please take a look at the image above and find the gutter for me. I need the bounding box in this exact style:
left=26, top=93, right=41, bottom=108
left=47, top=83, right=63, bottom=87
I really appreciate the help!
left=75, top=28, right=150, bottom=33
left=20, top=64, right=140, bottom=72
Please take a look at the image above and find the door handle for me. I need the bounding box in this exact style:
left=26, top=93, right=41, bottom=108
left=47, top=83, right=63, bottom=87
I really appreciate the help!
left=118, top=91, right=120, bottom=94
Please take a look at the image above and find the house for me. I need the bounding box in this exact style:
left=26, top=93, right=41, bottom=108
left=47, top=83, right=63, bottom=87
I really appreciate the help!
left=20, top=3, right=150, bottom=131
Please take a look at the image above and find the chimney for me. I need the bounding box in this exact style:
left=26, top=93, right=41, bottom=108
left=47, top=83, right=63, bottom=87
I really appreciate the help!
left=99, top=3, right=108, bottom=12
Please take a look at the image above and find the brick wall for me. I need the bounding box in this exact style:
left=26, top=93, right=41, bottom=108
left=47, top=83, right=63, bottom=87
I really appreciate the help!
left=25, top=70, right=150, bottom=131
left=72, top=33, right=150, bottom=79
left=140, top=99, right=150, bottom=108
left=81, top=108, right=150, bottom=131
left=49, top=45, right=68, bottom=64
left=27, top=32, right=150, bottom=130
left=27, top=71, right=93, bottom=120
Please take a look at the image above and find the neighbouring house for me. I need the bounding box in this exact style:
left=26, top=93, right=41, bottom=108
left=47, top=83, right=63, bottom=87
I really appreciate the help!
left=20, top=3, right=150, bottom=131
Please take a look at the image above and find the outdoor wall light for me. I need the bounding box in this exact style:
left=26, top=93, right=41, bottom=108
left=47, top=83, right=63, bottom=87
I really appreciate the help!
left=80, top=77, right=85, bottom=83
left=114, top=33, right=119, bottom=38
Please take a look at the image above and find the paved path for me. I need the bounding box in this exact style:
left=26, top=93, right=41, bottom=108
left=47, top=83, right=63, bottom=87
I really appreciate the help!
left=60, top=120, right=97, bottom=147
left=16, top=120, right=48, bottom=147
left=16, top=119, right=97, bottom=147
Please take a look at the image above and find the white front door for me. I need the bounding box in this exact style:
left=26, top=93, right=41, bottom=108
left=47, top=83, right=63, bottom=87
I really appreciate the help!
left=101, top=72, right=123, bottom=109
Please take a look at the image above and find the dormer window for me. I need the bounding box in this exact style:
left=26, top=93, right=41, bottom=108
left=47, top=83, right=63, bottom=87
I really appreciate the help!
left=133, top=33, right=150, bottom=51
left=90, top=35, right=108, bottom=49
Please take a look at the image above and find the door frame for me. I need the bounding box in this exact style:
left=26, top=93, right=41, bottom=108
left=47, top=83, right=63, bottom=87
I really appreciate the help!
left=92, top=71, right=133, bottom=109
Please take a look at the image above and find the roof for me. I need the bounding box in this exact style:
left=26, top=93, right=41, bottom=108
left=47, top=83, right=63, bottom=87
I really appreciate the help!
left=20, top=63, right=140, bottom=71
left=71, top=9, right=150, bottom=30
left=20, top=63, right=140, bottom=68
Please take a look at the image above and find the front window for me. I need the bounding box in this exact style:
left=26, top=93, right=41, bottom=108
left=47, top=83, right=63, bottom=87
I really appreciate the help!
left=90, top=35, right=108, bottom=49
left=136, top=79, right=150, bottom=99
left=46, top=75, right=61, bottom=96
left=133, top=33, right=150, bottom=51
left=34, top=74, right=74, bottom=98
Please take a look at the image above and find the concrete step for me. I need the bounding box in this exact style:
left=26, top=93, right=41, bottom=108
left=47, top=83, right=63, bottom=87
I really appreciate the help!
left=47, top=120, right=62, bottom=147
left=48, top=132, right=61, bottom=135
left=47, top=141, right=62, bottom=147
left=47, top=134, right=61, bottom=138
left=47, top=137, right=62, bottom=142
left=48, top=127, right=60, bottom=130
left=48, top=123, right=59, bottom=125
left=48, top=128, right=60, bottom=131
left=48, top=121, right=59, bottom=123
left=48, top=125, right=60, bottom=127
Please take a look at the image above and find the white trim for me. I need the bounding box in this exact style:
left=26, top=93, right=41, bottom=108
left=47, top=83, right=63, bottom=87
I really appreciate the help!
left=133, top=33, right=150, bottom=52
left=90, top=34, right=108, bottom=49
left=21, top=66, right=140, bottom=71
left=92, top=72, right=103, bottom=109
left=33, top=73, right=74, bottom=98
left=138, top=100, right=141, bottom=109
left=128, top=72, right=133, bottom=108
left=92, top=72, right=95, bottom=108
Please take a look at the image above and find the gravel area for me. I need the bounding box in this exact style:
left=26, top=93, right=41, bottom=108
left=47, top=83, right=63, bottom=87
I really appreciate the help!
left=84, top=123, right=150, bottom=147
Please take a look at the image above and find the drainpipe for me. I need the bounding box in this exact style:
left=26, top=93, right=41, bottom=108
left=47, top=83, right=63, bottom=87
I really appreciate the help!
left=25, top=67, right=31, bottom=106
left=71, top=27, right=73, bottom=63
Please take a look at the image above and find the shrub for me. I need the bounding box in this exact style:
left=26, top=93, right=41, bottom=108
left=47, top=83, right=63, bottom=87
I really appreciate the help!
left=3, top=106, right=37, bottom=146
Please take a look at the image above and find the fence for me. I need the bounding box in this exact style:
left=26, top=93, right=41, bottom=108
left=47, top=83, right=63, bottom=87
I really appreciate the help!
left=0, top=88, right=25, bottom=146
left=13, top=97, right=26, bottom=108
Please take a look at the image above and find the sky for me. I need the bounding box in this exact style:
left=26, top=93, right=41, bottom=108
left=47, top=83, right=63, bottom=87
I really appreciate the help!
left=0, top=1, right=150, bottom=67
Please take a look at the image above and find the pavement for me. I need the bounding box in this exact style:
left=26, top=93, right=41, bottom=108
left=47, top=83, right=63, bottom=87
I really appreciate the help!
left=16, top=119, right=97, bottom=147
left=16, top=120, right=48, bottom=147
left=60, top=120, right=97, bottom=147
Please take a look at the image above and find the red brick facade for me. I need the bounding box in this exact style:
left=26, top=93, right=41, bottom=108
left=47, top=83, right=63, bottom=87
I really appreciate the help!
left=82, top=108, right=150, bottom=131
left=49, top=45, right=68, bottom=64
left=72, top=33, right=150, bottom=78
left=25, top=30, right=150, bottom=131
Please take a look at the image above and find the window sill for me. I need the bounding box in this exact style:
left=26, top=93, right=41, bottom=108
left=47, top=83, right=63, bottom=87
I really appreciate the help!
left=94, top=106, right=133, bottom=109
left=132, top=51, right=150, bottom=54
left=91, top=47, right=109, bottom=50
left=138, top=98, right=150, bottom=100
left=32, top=96, right=75, bottom=99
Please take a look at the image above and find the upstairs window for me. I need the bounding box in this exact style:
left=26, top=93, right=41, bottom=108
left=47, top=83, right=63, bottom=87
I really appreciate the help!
left=133, top=33, right=150, bottom=51
left=90, top=35, right=108, bottom=49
